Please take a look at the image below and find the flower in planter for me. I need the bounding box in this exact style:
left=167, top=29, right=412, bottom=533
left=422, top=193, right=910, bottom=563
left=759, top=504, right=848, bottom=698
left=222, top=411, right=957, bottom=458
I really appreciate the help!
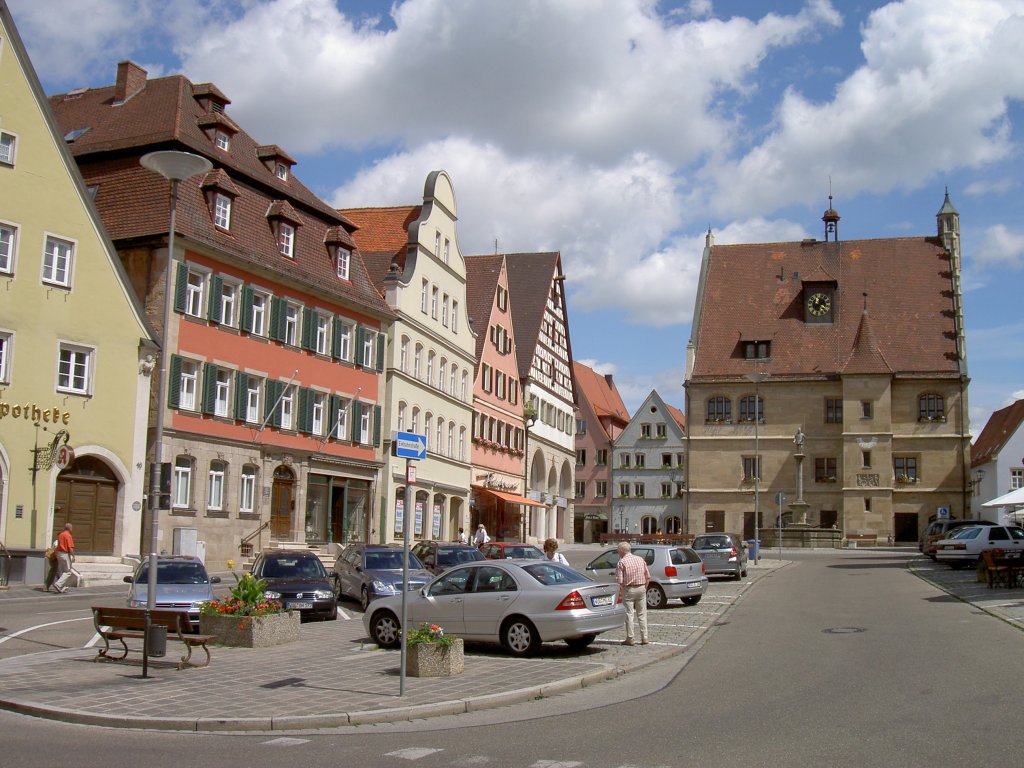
left=405, top=622, right=456, bottom=649
left=199, top=572, right=285, bottom=619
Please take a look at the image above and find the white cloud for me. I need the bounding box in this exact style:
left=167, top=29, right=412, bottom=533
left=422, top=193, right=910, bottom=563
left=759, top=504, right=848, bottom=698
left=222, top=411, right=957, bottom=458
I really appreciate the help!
left=976, top=225, right=1024, bottom=269
left=576, top=359, right=617, bottom=376
left=706, top=0, right=1024, bottom=217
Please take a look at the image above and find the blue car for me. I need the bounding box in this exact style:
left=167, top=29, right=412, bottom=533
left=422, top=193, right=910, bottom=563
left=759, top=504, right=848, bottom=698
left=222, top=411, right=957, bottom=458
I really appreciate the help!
left=333, top=543, right=434, bottom=611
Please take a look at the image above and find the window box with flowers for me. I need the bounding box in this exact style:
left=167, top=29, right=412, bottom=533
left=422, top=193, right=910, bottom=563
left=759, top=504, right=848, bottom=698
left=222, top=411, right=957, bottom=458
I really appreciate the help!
left=198, top=571, right=300, bottom=647
left=406, top=622, right=464, bottom=677
left=895, top=474, right=918, bottom=485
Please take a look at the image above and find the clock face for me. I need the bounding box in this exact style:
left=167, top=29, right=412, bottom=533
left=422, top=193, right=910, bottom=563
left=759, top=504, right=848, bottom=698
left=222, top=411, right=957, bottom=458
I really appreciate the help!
left=807, top=292, right=831, bottom=317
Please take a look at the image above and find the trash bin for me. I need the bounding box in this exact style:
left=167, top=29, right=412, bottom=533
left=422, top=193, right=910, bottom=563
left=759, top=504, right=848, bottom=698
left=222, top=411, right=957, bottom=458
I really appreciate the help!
left=147, top=624, right=167, bottom=658
left=746, top=539, right=760, bottom=559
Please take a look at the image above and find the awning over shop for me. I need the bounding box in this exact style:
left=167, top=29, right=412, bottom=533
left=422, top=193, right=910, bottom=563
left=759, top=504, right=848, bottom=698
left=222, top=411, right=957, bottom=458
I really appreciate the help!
left=473, top=486, right=546, bottom=508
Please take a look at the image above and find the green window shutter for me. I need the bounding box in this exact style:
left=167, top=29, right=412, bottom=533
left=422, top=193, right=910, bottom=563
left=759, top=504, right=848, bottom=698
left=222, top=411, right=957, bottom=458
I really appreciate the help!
left=208, top=275, right=223, bottom=323
left=301, top=307, right=315, bottom=351
left=350, top=401, right=361, bottom=443
left=355, top=325, right=366, bottom=366
left=168, top=355, right=182, bottom=408
left=264, top=380, right=281, bottom=427
left=239, top=285, right=253, bottom=332
left=201, top=363, right=218, bottom=414
left=269, top=297, right=285, bottom=342
left=328, top=395, right=342, bottom=439
left=173, top=263, right=188, bottom=313
left=375, top=333, right=385, bottom=372
left=234, top=370, right=247, bottom=419
left=298, top=388, right=312, bottom=433
left=331, top=317, right=343, bottom=359
left=373, top=405, right=382, bottom=446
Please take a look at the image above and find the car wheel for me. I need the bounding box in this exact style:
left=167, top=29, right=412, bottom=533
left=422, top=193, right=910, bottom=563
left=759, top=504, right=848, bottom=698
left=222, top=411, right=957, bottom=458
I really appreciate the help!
left=369, top=610, right=401, bottom=648
left=681, top=595, right=701, bottom=606
left=326, top=603, right=338, bottom=621
left=741, top=568, right=748, bottom=577
left=565, top=634, right=596, bottom=650
left=360, top=587, right=370, bottom=612
left=732, top=569, right=742, bottom=580
left=646, top=583, right=666, bottom=609
left=501, top=617, right=541, bottom=657
left=333, top=576, right=342, bottom=600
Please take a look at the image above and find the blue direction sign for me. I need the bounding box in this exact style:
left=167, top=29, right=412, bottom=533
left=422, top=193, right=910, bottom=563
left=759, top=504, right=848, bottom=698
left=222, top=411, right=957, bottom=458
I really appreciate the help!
left=394, top=431, right=427, bottom=460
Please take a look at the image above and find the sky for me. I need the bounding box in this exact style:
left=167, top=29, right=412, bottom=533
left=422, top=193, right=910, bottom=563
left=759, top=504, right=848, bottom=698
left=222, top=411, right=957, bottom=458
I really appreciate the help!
left=9, top=0, right=1024, bottom=435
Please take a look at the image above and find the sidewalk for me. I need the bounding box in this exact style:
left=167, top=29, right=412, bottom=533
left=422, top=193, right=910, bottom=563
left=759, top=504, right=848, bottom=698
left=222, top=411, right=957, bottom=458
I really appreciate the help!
left=0, top=558, right=787, bottom=732
left=908, top=556, right=1024, bottom=628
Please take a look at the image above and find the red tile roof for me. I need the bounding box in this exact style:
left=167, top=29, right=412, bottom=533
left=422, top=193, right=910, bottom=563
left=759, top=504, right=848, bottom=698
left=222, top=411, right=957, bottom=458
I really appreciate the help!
left=341, top=206, right=421, bottom=288
left=573, top=361, right=629, bottom=424
left=665, top=403, right=686, bottom=432
left=47, top=67, right=391, bottom=318
left=691, top=237, right=960, bottom=381
left=972, top=399, right=1024, bottom=467
left=465, top=255, right=505, bottom=367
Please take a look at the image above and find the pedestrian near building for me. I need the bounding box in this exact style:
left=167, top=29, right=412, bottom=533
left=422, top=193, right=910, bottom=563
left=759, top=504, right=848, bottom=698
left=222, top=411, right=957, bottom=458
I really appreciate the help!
left=615, top=541, right=650, bottom=645
left=52, top=522, right=76, bottom=594
left=473, top=523, right=490, bottom=547
left=543, top=538, right=568, bottom=565
left=457, top=527, right=468, bottom=544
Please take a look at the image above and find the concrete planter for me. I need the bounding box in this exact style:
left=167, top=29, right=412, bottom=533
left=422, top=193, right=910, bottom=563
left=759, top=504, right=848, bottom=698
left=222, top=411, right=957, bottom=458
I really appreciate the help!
left=199, top=611, right=300, bottom=648
left=407, top=638, right=464, bottom=677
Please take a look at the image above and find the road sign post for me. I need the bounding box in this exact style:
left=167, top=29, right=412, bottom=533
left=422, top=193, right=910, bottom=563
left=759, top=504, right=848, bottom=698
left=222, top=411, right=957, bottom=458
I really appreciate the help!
left=393, top=431, right=424, bottom=696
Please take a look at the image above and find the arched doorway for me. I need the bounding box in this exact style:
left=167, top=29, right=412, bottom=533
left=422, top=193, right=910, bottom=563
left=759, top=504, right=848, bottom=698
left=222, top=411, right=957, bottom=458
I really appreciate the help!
left=271, top=465, right=295, bottom=540
left=53, top=456, right=118, bottom=555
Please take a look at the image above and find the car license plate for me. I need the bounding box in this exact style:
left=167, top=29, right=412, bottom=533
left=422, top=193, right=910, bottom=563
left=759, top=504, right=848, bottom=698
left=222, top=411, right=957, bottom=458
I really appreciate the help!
left=686, top=581, right=702, bottom=589
left=591, top=595, right=613, bottom=607
left=288, top=601, right=313, bottom=609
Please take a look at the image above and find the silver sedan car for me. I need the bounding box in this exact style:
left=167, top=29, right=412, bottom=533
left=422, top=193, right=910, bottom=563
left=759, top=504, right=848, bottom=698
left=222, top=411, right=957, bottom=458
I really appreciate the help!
left=363, top=560, right=624, bottom=656
left=584, top=544, right=708, bottom=609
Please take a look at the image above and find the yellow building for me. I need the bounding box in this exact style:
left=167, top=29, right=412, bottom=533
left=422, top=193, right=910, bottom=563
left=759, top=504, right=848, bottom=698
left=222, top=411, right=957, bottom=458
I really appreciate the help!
left=684, top=196, right=970, bottom=545
left=0, top=5, right=155, bottom=581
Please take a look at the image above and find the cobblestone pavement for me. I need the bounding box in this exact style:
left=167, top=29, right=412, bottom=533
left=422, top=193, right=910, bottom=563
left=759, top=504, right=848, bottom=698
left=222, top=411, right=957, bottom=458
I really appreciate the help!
left=0, top=557, right=786, bottom=731
left=908, top=554, right=1024, bottom=628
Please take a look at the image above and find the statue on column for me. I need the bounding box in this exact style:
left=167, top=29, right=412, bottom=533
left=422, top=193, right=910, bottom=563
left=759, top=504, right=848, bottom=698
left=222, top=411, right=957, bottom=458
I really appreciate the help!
left=793, top=427, right=805, bottom=453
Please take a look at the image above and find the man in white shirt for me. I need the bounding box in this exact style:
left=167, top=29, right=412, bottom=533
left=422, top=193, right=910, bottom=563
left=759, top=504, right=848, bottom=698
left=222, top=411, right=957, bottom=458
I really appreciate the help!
left=472, top=523, right=490, bottom=547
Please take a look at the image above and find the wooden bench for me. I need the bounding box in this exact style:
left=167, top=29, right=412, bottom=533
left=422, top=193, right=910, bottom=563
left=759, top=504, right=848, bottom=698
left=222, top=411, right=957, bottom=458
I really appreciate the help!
left=91, top=606, right=214, bottom=670
left=845, top=533, right=878, bottom=548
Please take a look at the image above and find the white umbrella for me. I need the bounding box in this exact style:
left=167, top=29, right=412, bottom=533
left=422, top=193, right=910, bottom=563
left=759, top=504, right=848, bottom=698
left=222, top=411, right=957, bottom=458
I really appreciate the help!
left=982, top=488, right=1024, bottom=508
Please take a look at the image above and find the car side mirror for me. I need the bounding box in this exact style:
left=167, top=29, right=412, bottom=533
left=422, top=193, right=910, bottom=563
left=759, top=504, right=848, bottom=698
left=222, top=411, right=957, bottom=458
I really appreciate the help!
left=123, top=575, right=133, bottom=583
left=210, top=576, right=221, bottom=584
left=420, top=586, right=429, bottom=597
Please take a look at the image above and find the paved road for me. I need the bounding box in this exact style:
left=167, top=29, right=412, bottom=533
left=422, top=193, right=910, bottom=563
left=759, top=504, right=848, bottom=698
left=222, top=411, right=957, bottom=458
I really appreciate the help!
left=4, top=548, right=1024, bottom=768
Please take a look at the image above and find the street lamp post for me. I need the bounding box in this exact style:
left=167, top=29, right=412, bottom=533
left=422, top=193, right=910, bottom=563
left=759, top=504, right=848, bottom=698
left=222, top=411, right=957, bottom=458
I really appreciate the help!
left=746, top=372, right=768, bottom=565
left=139, top=151, right=212, bottom=677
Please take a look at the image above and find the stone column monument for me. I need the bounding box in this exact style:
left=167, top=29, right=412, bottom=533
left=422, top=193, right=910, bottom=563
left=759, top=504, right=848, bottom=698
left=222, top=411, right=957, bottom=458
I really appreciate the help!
left=788, top=428, right=810, bottom=527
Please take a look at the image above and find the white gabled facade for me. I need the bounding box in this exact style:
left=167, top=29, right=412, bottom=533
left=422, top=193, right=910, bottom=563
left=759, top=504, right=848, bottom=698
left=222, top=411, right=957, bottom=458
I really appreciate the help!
left=378, top=171, right=475, bottom=543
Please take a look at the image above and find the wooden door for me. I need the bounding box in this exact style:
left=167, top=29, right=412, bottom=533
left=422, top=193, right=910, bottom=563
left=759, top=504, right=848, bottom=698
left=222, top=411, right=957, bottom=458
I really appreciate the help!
left=705, top=509, right=725, bottom=533
left=53, top=457, right=117, bottom=555
left=271, top=467, right=294, bottom=539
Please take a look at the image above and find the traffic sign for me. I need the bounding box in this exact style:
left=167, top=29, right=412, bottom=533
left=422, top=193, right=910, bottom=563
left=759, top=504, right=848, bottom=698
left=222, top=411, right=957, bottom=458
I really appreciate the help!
left=775, top=491, right=786, bottom=506
left=54, top=444, right=75, bottom=470
left=394, top=431, right=427, bottom=460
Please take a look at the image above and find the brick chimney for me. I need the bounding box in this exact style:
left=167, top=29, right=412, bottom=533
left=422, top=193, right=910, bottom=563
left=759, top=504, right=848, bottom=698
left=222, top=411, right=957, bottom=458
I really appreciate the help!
left=114, top=61, right=147, bottom=102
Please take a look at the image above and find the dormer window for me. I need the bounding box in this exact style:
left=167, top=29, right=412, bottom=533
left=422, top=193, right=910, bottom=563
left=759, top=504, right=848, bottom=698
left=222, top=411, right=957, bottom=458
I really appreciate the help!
left=214, top=130, right=231, bottom=152
left=278, top=222, right=295, bottom=257
left=336, top=247, right=350, bottom=280
left=200, top=169, right=240, bottom=232
left=324, top=226, right=356, bottom=282
left=266, top=200, right=300, bottom=259
left=214, top=193, right=232, bottom=229
left=256, top=145, right=296, bottom=182
left=275, top=163, right=289, bottom=182
left=745, top=341, right=770, bottom=360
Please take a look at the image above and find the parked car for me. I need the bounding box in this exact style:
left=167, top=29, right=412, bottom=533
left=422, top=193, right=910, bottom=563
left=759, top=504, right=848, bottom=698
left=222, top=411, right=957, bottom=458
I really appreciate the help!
left=250, top=549, right=338, bottom=620
left=584, top=544, right=708, bottom=608
left=919, top=519, right=998, bottom=560
left=479, top=542, right=545, bottom=560
left=934, top=524, right=1024, bottom=568
left=333, top=543, right=434, bottom=610
left=124, top=555, right=220, bottom=631
left=691, top=533, right=748, bottom=579
left=363, top=559, right=624, bottom=656
left=411, top=540, right=486, bottom=574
